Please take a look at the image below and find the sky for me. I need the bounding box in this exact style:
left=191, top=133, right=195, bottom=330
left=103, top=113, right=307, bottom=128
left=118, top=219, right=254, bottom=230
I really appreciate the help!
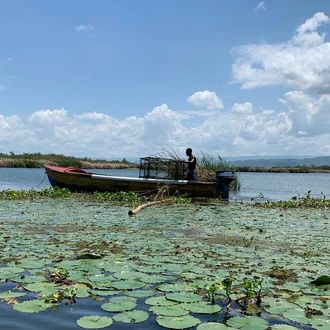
left=1, top=0, right=330, bottom=160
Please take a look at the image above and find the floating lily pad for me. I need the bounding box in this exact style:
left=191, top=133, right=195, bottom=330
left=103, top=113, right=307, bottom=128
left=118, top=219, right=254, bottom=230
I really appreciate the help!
left=166, top=292, right=203, bottom=303
left=0, top=290, right=27, bottom=299
left=145, top=296, right=178, bottom=306
left=157, top=283, right=194, bottom=292
left=282, top=308, right=312, bottom=325
left=88, top=289, right=118, bottom=296
left=197, top=323, right=238, bottom=330
left=156, top=315, right=201, bottom=329
left=264, top=300, right=297, bottom=314
left=227, top=316, right=269, bottom=330
left=113, top=310, right=149, bottom=323
left=101, top=296, right=137, bottom=312
left=124, top=289, right=155, bottom=298
left=310, top=276, right=330, bottom=286
left=111, top=280, right=145, bottom=290
left=76, top=315, right=113, bottom=329
left=271, top=325, right=300, bottom=330
left=181, top=301, right=222, bottom=314
left=150, top=304, right=189, bottom=317
left=13, top=299, right=54, bottom=313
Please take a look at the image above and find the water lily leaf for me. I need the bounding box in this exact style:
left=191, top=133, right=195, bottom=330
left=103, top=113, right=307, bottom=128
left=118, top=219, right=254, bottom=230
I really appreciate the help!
left=24, top=282, right=58, bottom=293
left=137, top=274, right=168, bottom=284
left=13, top=299, right=54, bottom=313
left=197, top=323, right=238, bottom=330
left=18, top=259, right=47, bottom=269
left=156, top=315, right=201, bottom=329
left=282, top=308, right=311, bottom=325
left=113, top=271, right=137, bottom=280
left=88, top=289, right=118, bottom=297
left=124, top=290, right=155, bottom=298
left=157, top=283, right=194, bottom=292
left=310, top=276, right=330, bottom=286
left=264, top=301, right=297, bottom=314
left=88, top=274, right=114, bottom=284
left=145, top=296, right=178, bottom=306
left=181, top=301, right=222, bottom=314
left=0, top=290, right=27, bottom=299
left=227, top=316, right=269, bottom=330
left=136, top=265, right=166, bottom=273
left=113, top=310, right=149, bottom=323
left=76, top=315, right=113, bottom=329
left=15, top=274, right=47, bottom=284
left=101, top=296, right=136, bottom=312
left=271, top=325, right=300, bottom=330
left=150, top=304, right=189, bottom=317
left=111, top=280, right=145, bottom=290
left=76, top=252, right=102, bottom=260
left=310, top=318, right=330, bottom=329
left=166, top=292, right=203, bottom=303
left=0, top=266, right=25, bottom=278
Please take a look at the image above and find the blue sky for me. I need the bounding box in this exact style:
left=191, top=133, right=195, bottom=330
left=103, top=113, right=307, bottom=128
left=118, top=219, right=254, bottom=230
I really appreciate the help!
left=1, top=0, right=330, bottom=159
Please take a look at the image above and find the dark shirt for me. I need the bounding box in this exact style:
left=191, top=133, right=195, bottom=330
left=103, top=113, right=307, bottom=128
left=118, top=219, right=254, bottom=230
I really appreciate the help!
left=188, top=155, right=197, bottom=171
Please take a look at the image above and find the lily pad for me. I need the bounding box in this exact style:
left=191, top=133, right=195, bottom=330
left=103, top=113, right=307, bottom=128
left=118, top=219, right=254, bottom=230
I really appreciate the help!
left=0, top=290, right=27, bottom=299
left=101, top=296, right=137, bottom=312
left=13, top=299, right=54, bottom=313
left=156, top=315, right=201, bottom=329
left=145, top=296, right=178, bottom=306
left=150, top=304, right=190, bottom=317
left=197, top=323, right=238, bottom=330
left=282, top=308, right=311, bottom=324
left=310, top=275, right=330, bottom=286
left=181, top=301, right=222, bottom=314
left=124, top=289, right=155, bottom=298
left=113, top=310, right=149, bottom=323
left=271, top=325, right=300, bottom=330
left=76, top=315, right=113, bottom=329
left=227, top=316, right=269, bottom=330
left=111, top=280, right=145, bottom=290
left=166, top=292, right=203, bottom=303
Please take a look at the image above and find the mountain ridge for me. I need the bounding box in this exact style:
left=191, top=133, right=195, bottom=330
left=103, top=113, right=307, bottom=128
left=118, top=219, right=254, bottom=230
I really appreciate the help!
left=228, top=156, right=330, bottom=168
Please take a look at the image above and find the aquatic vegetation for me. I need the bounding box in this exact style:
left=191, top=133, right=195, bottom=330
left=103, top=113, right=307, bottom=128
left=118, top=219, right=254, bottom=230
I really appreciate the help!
left=254, top=191, right=330, bottom=209
left=0, top=199, right=329, bottom=329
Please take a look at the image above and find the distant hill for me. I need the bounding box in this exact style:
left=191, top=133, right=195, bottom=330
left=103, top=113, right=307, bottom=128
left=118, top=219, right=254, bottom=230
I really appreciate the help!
left=229, top=156, right=330, bottom=168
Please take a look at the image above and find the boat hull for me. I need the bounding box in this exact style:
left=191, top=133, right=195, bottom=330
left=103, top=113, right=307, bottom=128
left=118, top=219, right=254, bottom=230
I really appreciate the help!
left=44, top=164, right=219, bottom=198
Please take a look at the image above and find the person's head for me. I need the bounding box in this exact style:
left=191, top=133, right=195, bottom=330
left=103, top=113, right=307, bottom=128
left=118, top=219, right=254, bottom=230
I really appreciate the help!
left=186, top=148, right=192, bottom=156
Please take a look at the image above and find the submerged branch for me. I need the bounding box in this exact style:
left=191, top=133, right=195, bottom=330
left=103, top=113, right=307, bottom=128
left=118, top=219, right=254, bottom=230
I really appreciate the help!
left=128, top=198, right=172, bottom=216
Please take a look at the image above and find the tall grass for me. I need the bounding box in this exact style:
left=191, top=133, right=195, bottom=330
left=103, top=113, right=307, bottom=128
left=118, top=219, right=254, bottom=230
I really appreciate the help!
left=158, top=148, right=240, bottom=190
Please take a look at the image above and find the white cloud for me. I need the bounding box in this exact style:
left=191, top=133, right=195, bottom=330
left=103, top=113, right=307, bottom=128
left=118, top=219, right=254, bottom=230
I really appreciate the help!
left=187, top=90, right=223, bottom=110
left=74, top=24, right=95, bottom=33
left=231, top=12, right=330, bottom=94
left=0, top=85, right=5, bottom=90
left=231, top=102, right=253, bottom=114
left=280, top=91, right=330, bottom=136
left=254, top=1, right=266, bottom=11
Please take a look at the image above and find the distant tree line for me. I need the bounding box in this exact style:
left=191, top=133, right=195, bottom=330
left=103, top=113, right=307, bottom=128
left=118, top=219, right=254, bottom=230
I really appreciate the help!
left=0, top=152, right=136, bottom=169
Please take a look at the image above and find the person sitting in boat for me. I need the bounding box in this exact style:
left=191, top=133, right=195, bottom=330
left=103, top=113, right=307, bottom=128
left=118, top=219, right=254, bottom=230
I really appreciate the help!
left=185, top=148, right=198, bottom=181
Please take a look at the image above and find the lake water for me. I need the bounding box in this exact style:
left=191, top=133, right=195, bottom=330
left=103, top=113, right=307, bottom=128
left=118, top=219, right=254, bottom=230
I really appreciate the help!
left=0, top=168, right=329, bottom=201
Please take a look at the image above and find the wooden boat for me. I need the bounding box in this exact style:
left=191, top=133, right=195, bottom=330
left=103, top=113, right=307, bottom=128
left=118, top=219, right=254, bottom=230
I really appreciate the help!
left=44, top=159, right=235, bottom=198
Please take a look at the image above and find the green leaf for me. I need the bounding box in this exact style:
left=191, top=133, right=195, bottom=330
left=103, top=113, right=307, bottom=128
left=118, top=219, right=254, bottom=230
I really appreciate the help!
left=227, top=316, right=269, bottom=330
left=197, top=323, right=238, bottom=330
left=310, top=276, right=330, bottom=286
left=181, top=301, right=222, bottom=314
left=166, top=292, right=203, bottom=303
left=101, top=296, right=137, bottom=312
left=113, top=310, right=149, bottom=323
left=150, top=305, right=189, bottom=317
left=13, top=299, right=54, bottom=313
left=0, top=291, right=27, bottom=299
left=76, top=315, right=113, bottom=329
left=156, top=315, right=201, bottom=329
